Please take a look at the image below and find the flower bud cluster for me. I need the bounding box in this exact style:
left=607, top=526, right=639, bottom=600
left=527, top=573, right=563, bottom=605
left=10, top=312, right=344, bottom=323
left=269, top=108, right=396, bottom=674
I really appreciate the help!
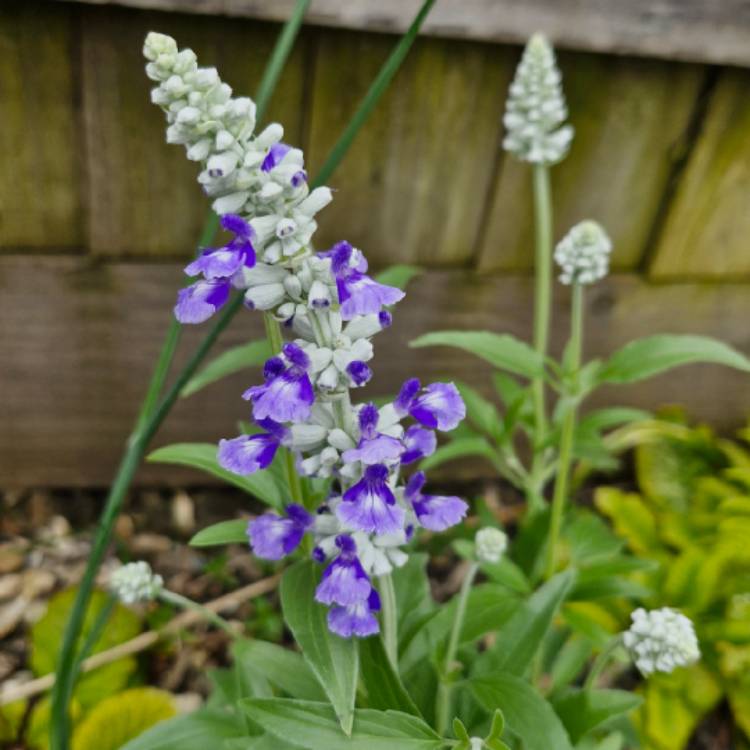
left=623, top=607, right=700, bottom=676
left=554, top=220, right=612, bottom=285
left=503, top=33, right=574, bottom=165
left=147, top=34, right=469, bottom=639
left=475, top=527, right=508, bottom=564
left=109, top=561, right=163, bottom=605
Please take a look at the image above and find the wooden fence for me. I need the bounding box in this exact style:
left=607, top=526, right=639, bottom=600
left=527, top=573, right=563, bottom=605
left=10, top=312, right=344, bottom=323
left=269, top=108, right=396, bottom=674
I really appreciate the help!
left=1, top=0, right=750, bottom=487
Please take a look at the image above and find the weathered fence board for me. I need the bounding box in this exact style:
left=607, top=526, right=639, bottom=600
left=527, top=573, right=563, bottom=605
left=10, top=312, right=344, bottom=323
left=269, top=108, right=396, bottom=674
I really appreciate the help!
left=0, top=3, right=83, bottom=250
left=57, top=0, right=750, bottom=68
left=308, top=29, right=513, bottom=265
left=649, top=68, right=750, bottom=280
left=81, top=5, right=308, bottom=257
left=478, top=52, right=706, bottom=273
left=3, top=256, right=750, bottom=488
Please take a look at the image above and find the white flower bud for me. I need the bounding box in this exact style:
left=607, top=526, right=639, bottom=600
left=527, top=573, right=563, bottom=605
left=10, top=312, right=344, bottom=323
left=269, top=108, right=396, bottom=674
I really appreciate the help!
left=297, top=187, right=332, bottom=216
left=206, top=151, right=239, bottom=179
left=475, top=528, right=508, bottom=564
left=328, top=428, right=356, bottom=451
left=623, top=608, right=700, bottom=676
left=110, top=561, right=163, bottom=605
left=308, top=280, right=332, bottom=309
left=143, top=32, right=177, bottom=63
left=244, top=283, right=286, bottom=310
left=283, top=274, right=303, bottom=299
left=212, top=191, right=248, bottom=215
left=554, top=220, right=612, bottom=285
left=503, top=33, right=573, bottom=165
left=289, top=424, right=328, bottom=451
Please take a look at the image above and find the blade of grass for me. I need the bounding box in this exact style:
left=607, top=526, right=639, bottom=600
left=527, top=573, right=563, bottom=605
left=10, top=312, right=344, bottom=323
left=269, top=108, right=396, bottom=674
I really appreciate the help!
left=50, top=2, right=435, bottom=745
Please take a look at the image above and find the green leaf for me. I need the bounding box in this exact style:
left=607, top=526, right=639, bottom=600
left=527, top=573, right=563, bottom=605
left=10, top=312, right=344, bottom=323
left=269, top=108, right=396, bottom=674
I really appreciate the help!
left=181, top=340, right=272, bottom=397
left=190, top=519, right=249, bottom=547
left=420, top=436, right=500, bottom=472
left=552, top=688, right=642, bottom=744
left=73, top=688, right=175, bottom=750
left=359, top=636, right=421, bottom=716
left=482, top=569, right=576, bottom=677
left=577, top=407, right=651, bottom=433
left=280, top=562, right=358, bottom=735
left=598, top=335, right=750, bottom=385
left=120, top=710, right=244, bottom=750
left=470, top=673, right=573, bottom=750
left=410, top=331, right=544, bottom=379
left=232, top=639, right=325, bottom=702
left=147, top=443, right=284, bottom=509
left=454, top=381, right=503, bottom=440
left=32, top=588, right=140, bottom=708
left=242, top=699, right=443, bottom=749
left=374, top=265, right=421, bottom=290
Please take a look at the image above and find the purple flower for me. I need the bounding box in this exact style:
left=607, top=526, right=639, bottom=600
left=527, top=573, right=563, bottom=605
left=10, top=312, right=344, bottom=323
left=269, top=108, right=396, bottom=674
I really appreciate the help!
left=315, top=535, right=372, bottom=606
left=243, top=343, right=315, bottom=423
left=217, top=419, right=288, bottom=475
left=184, top=214, right=256, bottom=280
left=400, top=426, right=437, bottom=464
left=324, top=241, right=404, bottom=320
left=342, top=405, right=404, bottom=465
left=261, top=143, right=291, bottom=172
left=406, top=472, right=467, bottom=531
left=338, top=464, right=405, bottom=534
left=328, top=588, right=381, bottom=638
left=174, top=278, right=231, bottom=324
left=395, top=379, right=465, bottom=431
left=248, top=504, right=313, bottom=560
left=346, top=361, right=372, bottom=387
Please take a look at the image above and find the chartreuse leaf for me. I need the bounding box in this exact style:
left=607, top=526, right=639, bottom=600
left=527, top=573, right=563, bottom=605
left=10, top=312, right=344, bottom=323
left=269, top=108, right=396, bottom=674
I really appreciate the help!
left=147, top=443, right=284, bottom=509
left=232, top=639, right=325, bottom=701
left=598, top=334, right=750, bottom=385
left=470, top=673, right=573, bottom=750
left=120, top=710, right=245, bottom=750
left=594, top=487, right=660, bottom=556
left=242, top=699, right=443, bottom=749
left=359, top=635, right=421, bottom=716
left=181, top=340, right=272, bottom=398
left=190, top=519, right=249, bottom=547
left=551, top=688, right=642, bottom=743
left=280, top=562, right=358, bottom=735
left=374, top=264, right=421, bottom=290
left=72, top=688, right=175, bottom=750
left=481, top=569, right=576, bottom=677
left=32, top=588, right=140, bottom=708
left=410, top=331, right=545, bottom=379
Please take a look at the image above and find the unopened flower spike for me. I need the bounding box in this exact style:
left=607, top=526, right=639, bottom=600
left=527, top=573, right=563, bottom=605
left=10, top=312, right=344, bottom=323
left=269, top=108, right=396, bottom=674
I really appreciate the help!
left=475, top=527, right=508, bottom=564
left=503, top=33, right=574, bottom=165
left=623, top=607, right=700, bottom=676
left=110, top=561, right=163, bottom=605
left=147, top=33, right=469, bottom=639
left=554, top=220, right=612, bottom=286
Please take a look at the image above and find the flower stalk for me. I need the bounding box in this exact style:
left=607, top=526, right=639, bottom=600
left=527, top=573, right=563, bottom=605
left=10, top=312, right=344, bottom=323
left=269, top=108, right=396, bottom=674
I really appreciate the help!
left=378, top=573, right=399, bottom=670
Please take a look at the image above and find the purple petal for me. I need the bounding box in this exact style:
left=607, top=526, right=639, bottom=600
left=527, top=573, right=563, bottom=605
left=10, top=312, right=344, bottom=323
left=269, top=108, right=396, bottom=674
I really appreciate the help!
left=358, top=403, right=380, bottom=439
left=338, top=465, right=404, bottom=535
left=327, top=600, right=379, bottom=638
left=395, top=378, right=421, bottom=415
left=249, top=371, right=315, bottom=423
left=218, top=434, right=279, bottom=475
left=410, top=382, right=465, bottom=431
left=401, top=426, right=437, bottom=464
left=315, top=556, right=371, bottom=607
left=185, top=246, right=246, bottom=280
left=342, top=434, right=404, bottom=466
left=174, top=279, right=230, bottom=324
left=405, top=471, right=427, bottom=500
left=413, top=493, right=468, bottom=532
left=248, top=514, right=304, bottom=560
left=221, top=213, right=253, bottom=238
left=282, top=342, right=311, bottom=371
left=347, top=361, right=372, bottom=387
left=339, top=274, right=405, bottom=320
left=261, top=143, right=291, bottom=172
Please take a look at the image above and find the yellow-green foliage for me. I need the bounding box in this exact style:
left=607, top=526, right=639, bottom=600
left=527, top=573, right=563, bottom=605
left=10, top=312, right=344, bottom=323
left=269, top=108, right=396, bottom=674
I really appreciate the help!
left=72, top=688, right=175, bottom=750
left=596, top=415, right=750, bottom=749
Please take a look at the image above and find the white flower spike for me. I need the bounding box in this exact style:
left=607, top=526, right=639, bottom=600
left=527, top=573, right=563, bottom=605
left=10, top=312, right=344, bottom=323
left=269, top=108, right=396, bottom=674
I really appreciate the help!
left=623, top=607, right=700, bottom=676
left=110, top=561, right=164, bottom=605
left=475, top=527, right=508, bottom=564
left=503, top=33, right=573, bottom=165
left=554, top=220, right=612, bottom=286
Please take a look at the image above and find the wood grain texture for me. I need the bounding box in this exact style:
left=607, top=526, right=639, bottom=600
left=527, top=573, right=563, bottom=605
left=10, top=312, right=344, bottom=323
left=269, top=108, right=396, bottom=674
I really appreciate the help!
left=648, top=69, right=750, bottom=280
left=3, top=256, right=750, bottom=488
left=307, top=29, right=512, bottom=266
left=477, top=51, right=705, bottom=273
left=55, top=0, right=750, bottom=68
left=0, top=2, right=83, bottom=250
left=80, top=4, right=308, bottom=258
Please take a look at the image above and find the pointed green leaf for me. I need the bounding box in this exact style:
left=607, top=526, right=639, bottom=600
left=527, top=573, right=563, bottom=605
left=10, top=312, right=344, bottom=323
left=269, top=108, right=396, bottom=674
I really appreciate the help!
left=359, top=636, right=421, bottom=716
left=190, top=519, right=249, bottom=547
left=181, top=340, right=272, bottom=398
left=280, top=562, right=358, bottom=734
left=410, top=331, right=545, bottom=379
left=147, top=443, right=284, bottom=509
left=598, top=335, right=750, bottom=385
left=470, top=673, right=573, bottom=750
left=241, top=700, right=443, bottom=749
left=454, top=381, right=503, bottom=440
left=120, top=710, right=244, bottom=750
left=374, top=265, right=421, bottom=290
left=551, top=688, right=642, bottom=743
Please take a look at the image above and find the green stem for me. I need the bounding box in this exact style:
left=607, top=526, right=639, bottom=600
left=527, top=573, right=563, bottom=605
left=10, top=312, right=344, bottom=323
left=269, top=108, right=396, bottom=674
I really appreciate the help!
left=263, top=311, right=284, bottom=354
left=158, top=589, right=238, bottom=636
left=528, top=164, right=553, bottom=514
left=378, top=574, right=399, bottom=672
left=435, top=562, right=479, bottom=736
left=545, top=284, right=584, bottom=578
left=584, top=635, right=622, bottom=690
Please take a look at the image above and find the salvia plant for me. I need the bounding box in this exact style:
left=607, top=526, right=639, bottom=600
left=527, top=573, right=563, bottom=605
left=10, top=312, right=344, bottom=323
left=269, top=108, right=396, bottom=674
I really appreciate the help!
left=50, top=17, right=750, bottom=750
